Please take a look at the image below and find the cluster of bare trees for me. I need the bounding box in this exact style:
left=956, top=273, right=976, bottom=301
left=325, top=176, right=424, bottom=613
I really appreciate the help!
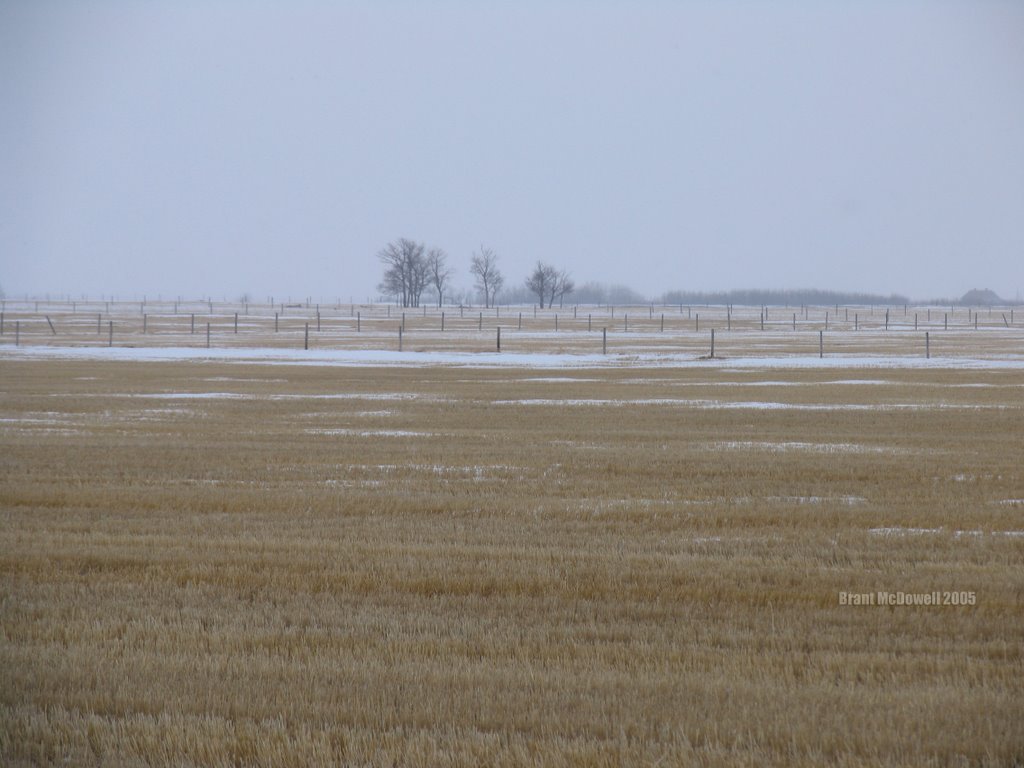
left=378, top=239, right=574, bottom=309
left=377, top=239, right=452, bottom=308
left=525, top=262, right=574, bottom=308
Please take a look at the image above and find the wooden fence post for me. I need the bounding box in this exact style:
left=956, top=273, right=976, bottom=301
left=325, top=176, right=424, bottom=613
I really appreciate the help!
left=304, top=323, right=309, bottom=350
left=497, top=326, right=501, bottom=351
left=926, top=331, right=930, bottom=359
left=710, top=328, right=715, bottom=358
left=602, top=327, right=607, bottom=355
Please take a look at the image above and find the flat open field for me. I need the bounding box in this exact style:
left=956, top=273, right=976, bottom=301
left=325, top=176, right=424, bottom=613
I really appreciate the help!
left=2, top=330, right=1023, bottom=764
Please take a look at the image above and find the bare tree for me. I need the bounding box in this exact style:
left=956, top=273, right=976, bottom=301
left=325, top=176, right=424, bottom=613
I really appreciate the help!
left=426, top=249, right=453, bottom=308
left=378, top=238, right=429, bottom=307
left=470, top=246, right=503, bottom=308
left=525, top=261, right=559, bottom=309
left=555, top=270, right=575, bottom=308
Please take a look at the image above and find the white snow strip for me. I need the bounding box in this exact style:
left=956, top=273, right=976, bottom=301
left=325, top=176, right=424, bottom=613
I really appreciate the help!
left=713, top=441, right=905, bottom=454
left=871, top=527, right=1024, bottom=538
left=869, top=527, right=943, bottom=536
left=493, top=398, right=1008, bottom=411
left=5, top=344, right=1024, bottom=370
left=305, top=428, right=430, bottom=437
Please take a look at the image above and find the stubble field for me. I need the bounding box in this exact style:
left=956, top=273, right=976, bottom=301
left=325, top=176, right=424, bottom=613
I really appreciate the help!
left=1, top=351, right=1023, bottom=766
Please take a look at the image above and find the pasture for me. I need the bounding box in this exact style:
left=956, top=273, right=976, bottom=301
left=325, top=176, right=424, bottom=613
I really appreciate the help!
left=1, top=303, right=1023, bottom=766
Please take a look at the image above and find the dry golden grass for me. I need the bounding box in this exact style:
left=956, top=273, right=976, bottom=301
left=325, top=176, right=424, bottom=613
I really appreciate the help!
left=1, top=354, right=1023, bottom=766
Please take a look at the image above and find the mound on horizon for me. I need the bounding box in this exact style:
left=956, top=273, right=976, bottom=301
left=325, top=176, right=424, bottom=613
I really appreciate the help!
left=960, top=288, right=1003, bottom=306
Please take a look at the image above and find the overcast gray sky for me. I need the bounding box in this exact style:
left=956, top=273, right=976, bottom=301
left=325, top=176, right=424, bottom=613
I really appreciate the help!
left=2, top=1, right=1022, bottom=302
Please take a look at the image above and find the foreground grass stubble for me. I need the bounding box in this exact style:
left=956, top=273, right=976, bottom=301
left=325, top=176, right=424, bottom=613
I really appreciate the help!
left=1, top=360, right=1022, bottom=766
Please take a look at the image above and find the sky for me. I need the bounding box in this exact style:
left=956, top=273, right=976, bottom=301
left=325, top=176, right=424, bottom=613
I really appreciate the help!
left=2, top=0, right=1022, bottom=302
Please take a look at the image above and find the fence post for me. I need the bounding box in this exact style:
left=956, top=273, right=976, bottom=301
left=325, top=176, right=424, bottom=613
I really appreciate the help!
left=304, top=323, right=309, bottom=350
left=518, top=312, right=522, bottom=330
left=317, top=311, right=321, bottom=332
left=825, top=311, right=829, bottom=331
left=855, top=313, right=859, bottom=331
left=602, top=327, right=607, bottom=355
left=760, top=311, right=764, bottom=331
left=588, top=314, right=592, bottom=332
left=710, top=328, right=715, bottom=358
left=497, top=326, right=501, bottom=352
left=792, top=313, right=796, bottom=331
left=727, top=310, right=731, bottom=331
left=357, top=312, right=361, bottom=332
left=143, top=314, right=147, bottom=334
left=819, top=330, right=823, bottom=358
left=624, top=314, right=628, bottom=332
left=191, top=314, right=195, bottom=334
left=275, top=312, right=279, bottom=332
left=441, top=311, right=445, bottom=332
left=660, top=313, right=664, bottom=332
left=885, top=309, right=889, bottom=330
left=926, top=331, right=930, bottom=359
left=944, top=313, right=948, bottom=331
left=234, top=313, right=238, bottom=334
left=914, top=313, right=918, bottom=331
left=478, top=312, right=482, bottom=331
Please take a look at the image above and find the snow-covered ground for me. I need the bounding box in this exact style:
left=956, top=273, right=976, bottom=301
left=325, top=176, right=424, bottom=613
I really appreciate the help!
left=4, top=344, right=1024, bottom=370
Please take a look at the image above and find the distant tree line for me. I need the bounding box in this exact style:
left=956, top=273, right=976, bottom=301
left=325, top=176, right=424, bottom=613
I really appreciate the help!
left=376, top=239, right=960, bottom=309
left=660, top=288, right=912, bottom=307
